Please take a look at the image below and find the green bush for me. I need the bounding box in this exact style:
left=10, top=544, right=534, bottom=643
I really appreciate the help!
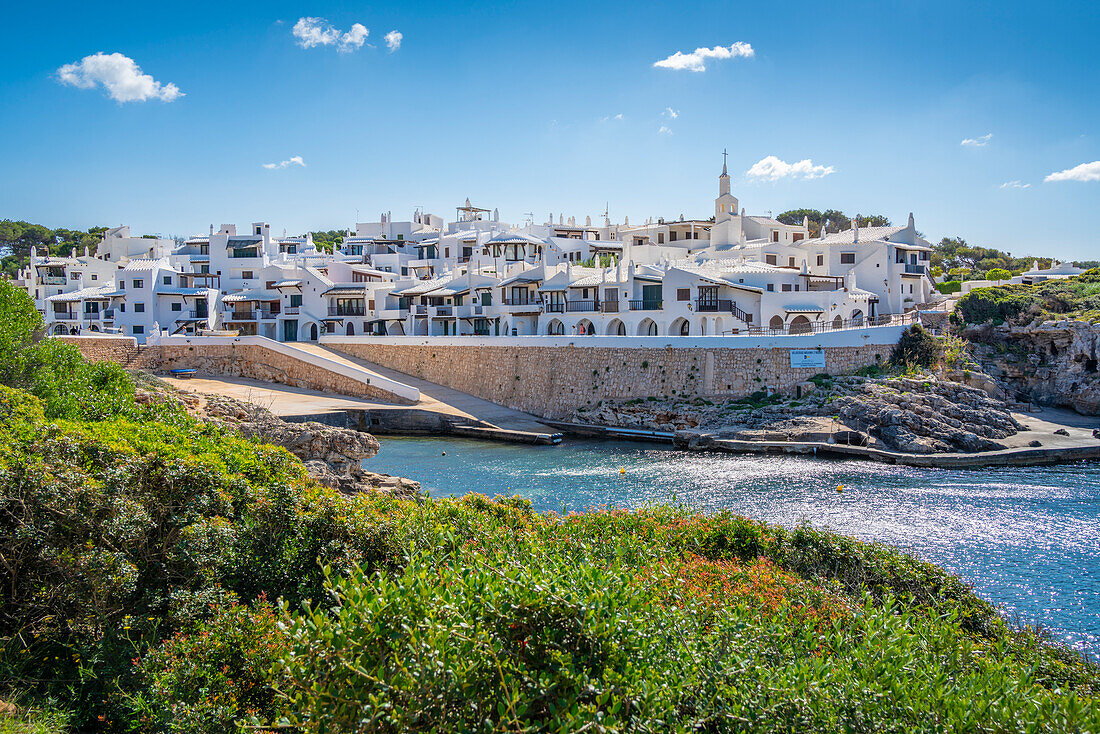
left=889, top=324, right=943, bottom=369
left=131, top=599, right=289, bottom=733
left=986, top=268, right=1013, bottom=281
left=936, top=280, right=962, bottom=294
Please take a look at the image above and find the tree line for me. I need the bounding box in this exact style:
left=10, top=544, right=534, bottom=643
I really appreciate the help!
left=0, top=220, right=107, bottom=277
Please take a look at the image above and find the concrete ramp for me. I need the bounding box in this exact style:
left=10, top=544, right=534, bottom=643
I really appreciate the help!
left=295, top=343, right=563, bottom=440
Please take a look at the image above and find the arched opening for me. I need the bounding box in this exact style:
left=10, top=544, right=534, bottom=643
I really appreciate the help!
left=346, top=322, right=355, bottom=336
left=501, top=319, right=511, bottom=337
left=638, top=318, right=658, bottom=336
left=832, top=315, right=843, bottom=329
left=546, top=319, right=564, bottom=335
left=714, top=316, right=725, bottom=335
left=309, top=323, right=319, bottom=341
left=850, top=309, right=864, bottom=325
left=671, top=317, right=689, bottom=336
left=607, top=319, right=625, bottom=336
left=769, top=315, right=784, bottom=331
left=89, top=325, right=101, bottom=332
left=577, top=319, right=595, bottom=336
left=699, top=319, right=708, bottom=336
left=52, top=324, right=68, bottom=335
left=386, top=321, right=405, bottom=336
left=789, top=315, right=812, bottom=334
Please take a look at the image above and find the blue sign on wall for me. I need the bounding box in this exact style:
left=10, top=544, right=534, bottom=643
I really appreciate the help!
left=790, top=349, right=826, bottom=370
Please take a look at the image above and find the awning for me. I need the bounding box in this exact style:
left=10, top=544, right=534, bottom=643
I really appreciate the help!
left=784, top=305, right=825, bottom=314
left=222, top=289, right=280, bottom=303
left=322, top=286, right=368, bottom=297
left=272, top=279, right=302, bottom=288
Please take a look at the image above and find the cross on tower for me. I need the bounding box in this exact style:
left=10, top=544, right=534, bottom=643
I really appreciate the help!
left=721, top=148, right=728, bottom=175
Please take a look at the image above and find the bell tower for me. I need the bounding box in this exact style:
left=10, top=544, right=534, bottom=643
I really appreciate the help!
left=714, top=149, right=739, bottom=223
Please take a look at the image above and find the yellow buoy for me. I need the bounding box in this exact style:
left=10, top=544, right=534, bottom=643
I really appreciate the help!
left=836, top=484, right=844, bottom=493
left=620, top=467, right=626, bottom=475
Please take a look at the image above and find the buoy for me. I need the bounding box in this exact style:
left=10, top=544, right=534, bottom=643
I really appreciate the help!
left=442, top=451, right=446, bottom=456
left=620, top=467, right=626, bottom=475
left=836, top=484, right=844, bottom=493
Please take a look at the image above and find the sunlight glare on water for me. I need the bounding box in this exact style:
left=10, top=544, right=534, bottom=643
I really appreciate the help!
left=365, top=436, right=1100, bottom=655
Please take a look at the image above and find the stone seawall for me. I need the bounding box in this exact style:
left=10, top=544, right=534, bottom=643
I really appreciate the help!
left=54, top=336, right=411, bottom=404
left=326, top=342, right=890, bottom=419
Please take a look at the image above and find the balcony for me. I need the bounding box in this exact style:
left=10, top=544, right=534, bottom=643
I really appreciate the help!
left=432, top=305, right=454, bottom=317
left=565, top=300, right=598, bottom=313
left=695, top=299, right=753, bottom=322
left=43, top=276, right=67, bottom=285
left=176, top=310, right=209, bottom=321
left=903, top=264, right=926, bottom=275
left=52, top=312, right=78, bottom=321
left=545, top=302, right=565, bottom=313
left=226, top=311, right=256, bottom=321
left=501, top=298, right=543, bottom=313
left=102, top=309, right=116, bottom=320
left=83, top=312, right=101, bottom=321
left=628, top=299, right=663, bottom=311
left=601, top=301, right=620, bottom=313
left=328, top=306, right=365, bottom=317
left=283, top=306, right=301, bottom=315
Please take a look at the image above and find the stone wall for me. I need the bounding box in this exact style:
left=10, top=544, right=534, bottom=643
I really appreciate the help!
left=54, top=336, right=159, bottom=369
left=55, top=336, right=412, bottom=404
left=326, top=342, right=890, bottom=419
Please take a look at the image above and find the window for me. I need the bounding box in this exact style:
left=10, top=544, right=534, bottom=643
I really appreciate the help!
left=767, top=284, right=774, bottom=292
left=132, top=325, right=144, bottom=335
left=91, top=274, right=97, bottom=281
left=840, top=253, right=855, bottom=264
left=266, top=281, right=276, bottom=289
left=290, top=294, right=302, bottom=307
left=171, top=302, right=182, bottom=311
left=677, top=288, right=690, bottom=301
left=163, top=275, right=172, bottom=285
left=120, top=303, right=125, bottom=312
left=242, top=271, right=254, bottom=280
left=766, top=254, right=777, bottom=265
left=795, top=284, right=800, bottom=291
left=401, top=267, right=408, bottom=276
left=119, top=281, right=126, bottom=289
left=657, top=233, right=664, bottom=244
left=919, top=251, right=930, bottom=261
left=70, top=273, right=79, bottom=280
left=772, top=231, right=779, bottom=243
left=135, top=303, right=145, bottom=313
left=781, top=284, right=792, bottom=292
left=669, top=231, right=678, bottom=241
left=816, top=255, right=824, bottom=267
left=788, top=257, right=795, bottom=267
left=444, top=248, right=450, bottom=258
left=133, top=279, right=143, bottom=288
left=368, top=299, right=375, bottom=310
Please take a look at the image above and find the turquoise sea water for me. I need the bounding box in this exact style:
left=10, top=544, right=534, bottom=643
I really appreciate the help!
left=364, top=436, right=1100, bottom=656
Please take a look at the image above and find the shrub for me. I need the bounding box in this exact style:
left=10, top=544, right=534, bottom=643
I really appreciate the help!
left=986, top=268, right=1013, bottom=281
left=889, top=324, right=943, bottom=369
left=130, top=599, right=289, bottom=733
left=936, top=280, right=962, bottom=294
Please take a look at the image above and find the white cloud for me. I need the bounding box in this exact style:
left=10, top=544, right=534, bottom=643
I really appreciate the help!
left=657, top=125, right=673, bottom=135
left=999, top=180, right=1031, bottom=189
left=292, top=17, right=369, bottom=52
left=960, top=133, right=992, bottom=147
left=384, top=30, right=403, bottom=52
left=56, top=52, right=183, bottom=103
left=1044, top=161, right=1100, bottom=183
left=599, top=113, right=624, bottom=122
left=663, top=107, right=679, bottom=119
left=262, top=156, right=306, bottom=170
left=653, top=42, right=754, bottom=72
left=746, top=155, right=834, bottom=181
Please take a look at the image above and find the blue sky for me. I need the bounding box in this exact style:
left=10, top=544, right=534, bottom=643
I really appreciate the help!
left=1, top=0, right=1098, bottom=259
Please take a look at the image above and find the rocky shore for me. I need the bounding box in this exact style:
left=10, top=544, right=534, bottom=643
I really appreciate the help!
left=964, top=320, right=1100, bottom=415
left=134, top=384, right=421, bottom=498
left=574, top=372, right=1033, bottom=455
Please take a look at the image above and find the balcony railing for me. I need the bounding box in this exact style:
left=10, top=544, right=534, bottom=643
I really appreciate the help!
left=83, top=312, right=101, bottom=320
left=628, top=300, right=663, bottom=311
left=52, top=312, right=77, bottom=321
left=43, top=276, right=68, bottom=285
left=102, top=309, right=116, bottom=319
left=545, top=302, right=565, bottom=313
left=226, top=311, right=256, bottom=321
left=501, top=297, right=540, bottom=306
left=565, top=300, right=598, bottom=313
left=600, top=301, right=620, bottom=313
left=904, top=264, right=926, bottom=275
left=433, top=306, right=453, bottom=317
left=414, top=305, right=428, bottom=316
left=283, top=306, right=300, bottom=315
left=695, top=299, right=753, bottom=322
left=328, top=306, right=365, bottom=316
left=473, top=326, right=492, bottom=336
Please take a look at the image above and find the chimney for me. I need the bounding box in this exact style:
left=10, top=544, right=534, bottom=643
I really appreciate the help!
left=908, top=212, right=915, bottom=230
left=853, top=215, right=860, bottom=243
